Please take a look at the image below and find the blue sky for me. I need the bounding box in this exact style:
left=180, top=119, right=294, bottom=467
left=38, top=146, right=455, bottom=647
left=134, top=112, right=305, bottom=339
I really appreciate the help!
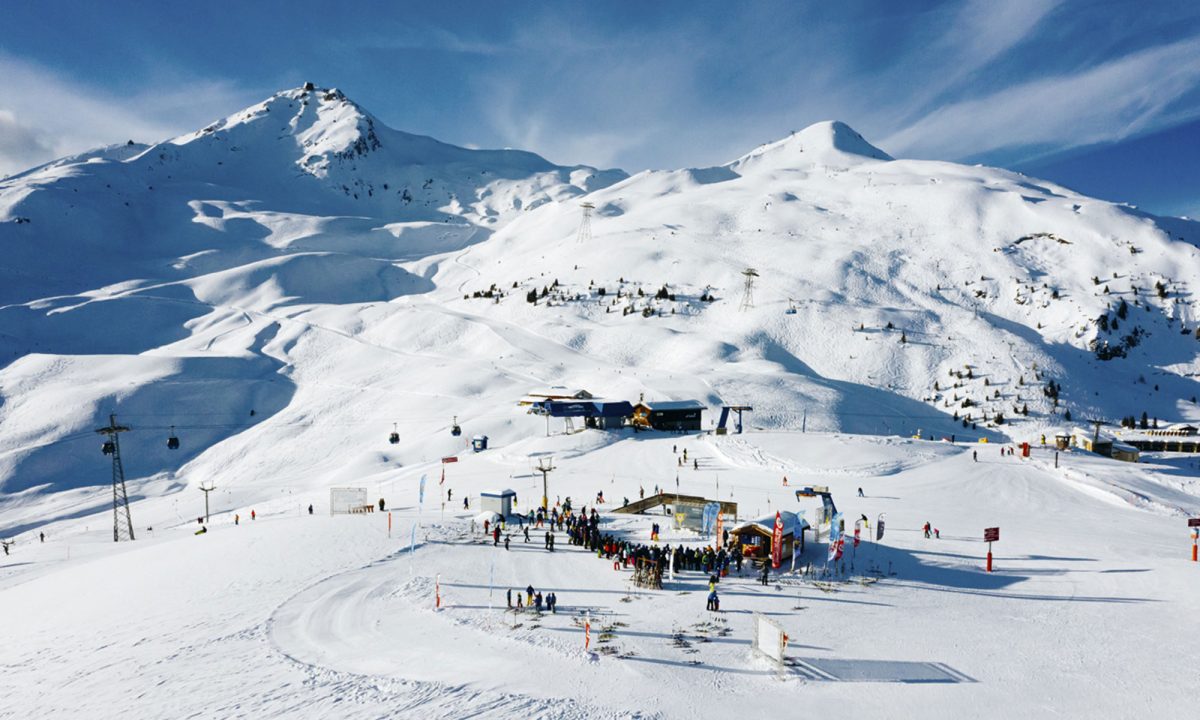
left=2, top=0, right=1198, bottom=216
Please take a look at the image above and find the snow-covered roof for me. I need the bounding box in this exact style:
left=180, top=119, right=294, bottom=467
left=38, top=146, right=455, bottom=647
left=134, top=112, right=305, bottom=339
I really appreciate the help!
left=641, top=400, right=706, bottom=412
left=481, top=489, right=516, bottom=497
left=732, top=511, right=809, bottom=537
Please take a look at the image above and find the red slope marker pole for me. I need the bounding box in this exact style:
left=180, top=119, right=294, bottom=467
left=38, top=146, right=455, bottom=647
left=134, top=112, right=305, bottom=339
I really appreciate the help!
left=986, top=540, right=993, bottom=572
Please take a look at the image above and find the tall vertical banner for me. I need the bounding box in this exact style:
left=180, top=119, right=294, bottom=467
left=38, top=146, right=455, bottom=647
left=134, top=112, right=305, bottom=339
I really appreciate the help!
left=714, top=511, right=725, bottom=546
left=771, top=511, right=784, bottom=569
left=853, top=519, right=862, bottom=548
left=409, top=523, right=417, bottom=577
left=419, top=473, right=426, bottom=509
left=701, top=502, right=720, bottom=535
left=876, top=514, right=886, bottom=542
left=828, top=511, right=844, bottom=562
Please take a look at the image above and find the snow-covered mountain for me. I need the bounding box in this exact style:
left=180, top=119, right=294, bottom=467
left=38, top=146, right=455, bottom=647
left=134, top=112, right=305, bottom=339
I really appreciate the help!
left=2, top=85, right=1199, bottom=532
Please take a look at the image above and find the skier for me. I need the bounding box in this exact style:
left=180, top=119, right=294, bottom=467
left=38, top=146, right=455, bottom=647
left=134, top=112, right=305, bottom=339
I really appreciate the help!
left=523, top=526, right=530, bottom=543
left=251, top=510, right=256, bottom=521
left=693, top=459, right=698, bottom=470
left=463, top=497, right=469, bottom=510
left=782, top=476, right=789, bottom=486
left=526, top=585, right=535, bottom=606
left=534, top=592, right=543, bottom=612
left=235, top=514, right=240, bottom=525
left=378, top=498, right=386, bottom=512
left=547, top=592, right=557, bottom=613
left=516, top=594, right=524, bottom=611
left=484, top=519, right=490, bottom=535
left=934, top=528, right=940, bottom=539
left=973, top=450, right=978, bottom=462
left=447, top=488, right=453, bottom=502
left=760, top=561, right=770, bottom=586
left=195, top=525, right=207, bottom=535
left=706, top=590, right=718, bottom=611
left=857, top=487, right=864, bottom=497
left=507, top=588, right=512, bottom=609
left=493, top=526, right=501, bottom=546
left=504, top=535, right=511, bottom=551
left=308, top=504, right=314, bottom=515
left=39, top=532, right=44, bottom=543
left=923, top=521, right=931, bottom=539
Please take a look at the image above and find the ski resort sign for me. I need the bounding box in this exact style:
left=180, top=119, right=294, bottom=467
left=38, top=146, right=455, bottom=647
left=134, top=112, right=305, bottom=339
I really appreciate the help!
left=984, top=527, right=999, bottom=572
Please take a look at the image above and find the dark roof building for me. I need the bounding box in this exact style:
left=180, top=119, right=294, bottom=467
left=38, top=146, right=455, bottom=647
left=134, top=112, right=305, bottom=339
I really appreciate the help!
left=632, top=400, right=706, bottom=432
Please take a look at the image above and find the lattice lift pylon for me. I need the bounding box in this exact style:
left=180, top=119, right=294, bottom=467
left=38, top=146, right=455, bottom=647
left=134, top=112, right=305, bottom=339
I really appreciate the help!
left=740, top=268, right=759, bottom=311
left=576, top=202, right=595, bottom=244
left=97, top=413, right=135, bottom=542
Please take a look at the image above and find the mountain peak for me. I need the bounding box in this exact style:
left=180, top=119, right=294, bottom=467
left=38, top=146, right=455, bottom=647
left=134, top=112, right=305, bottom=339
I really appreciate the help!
left=731, top=120, right=892, bottom=171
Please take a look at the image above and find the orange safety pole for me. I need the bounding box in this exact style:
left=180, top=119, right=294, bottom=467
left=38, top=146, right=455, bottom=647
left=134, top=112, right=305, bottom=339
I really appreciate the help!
left=986, top=541, right=993, bottom=572
left=388, top=511, right=392, bottom=537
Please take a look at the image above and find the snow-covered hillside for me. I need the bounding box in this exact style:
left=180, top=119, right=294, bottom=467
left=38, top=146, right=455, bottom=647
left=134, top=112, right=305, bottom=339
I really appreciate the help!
left=1, top=86, right=1199, bottom=531
left=1, top=87, right=1199, bottom=719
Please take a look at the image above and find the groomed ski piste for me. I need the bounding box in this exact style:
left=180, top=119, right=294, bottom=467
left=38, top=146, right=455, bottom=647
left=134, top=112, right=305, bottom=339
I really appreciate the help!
left=2, top=431, right=1198, bottom=718
left=1, top=86, right=1199, bottom=718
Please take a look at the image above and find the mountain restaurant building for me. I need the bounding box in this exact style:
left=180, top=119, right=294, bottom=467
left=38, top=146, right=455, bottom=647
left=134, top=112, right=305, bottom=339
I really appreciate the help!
left=631, top=400, right=706, bottom=432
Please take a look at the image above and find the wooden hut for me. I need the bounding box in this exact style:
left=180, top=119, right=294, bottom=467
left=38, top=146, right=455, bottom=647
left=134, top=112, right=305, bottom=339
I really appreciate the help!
left=729, top=511, right=809, bottom=564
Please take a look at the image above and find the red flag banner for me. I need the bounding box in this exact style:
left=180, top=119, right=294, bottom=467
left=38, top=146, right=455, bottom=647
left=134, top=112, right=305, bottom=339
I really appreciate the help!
left=771, top=512, right=784, bottom=569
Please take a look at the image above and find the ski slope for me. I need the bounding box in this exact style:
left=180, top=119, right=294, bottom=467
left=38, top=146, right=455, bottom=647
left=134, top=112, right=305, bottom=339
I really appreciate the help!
left=1, top=432, right=1196, bottom=719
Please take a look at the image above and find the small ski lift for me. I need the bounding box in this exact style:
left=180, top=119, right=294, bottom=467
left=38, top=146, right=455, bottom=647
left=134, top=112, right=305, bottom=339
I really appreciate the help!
left=785, top=298, right=798, bottom=315
left=451, top=416, right=462, bottom=437
left=101, top=441, right=115, bottom=455
left=388, top=423, right=400, bottom=445
left=167, top=426, right=180, bottom=450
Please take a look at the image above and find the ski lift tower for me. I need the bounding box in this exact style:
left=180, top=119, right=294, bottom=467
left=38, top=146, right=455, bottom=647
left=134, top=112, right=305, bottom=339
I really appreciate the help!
left=576, top=202, right=595, bottom=244
left=740, top=268, right=759, bottom=311
left=96, top=413, right=135, bottom=542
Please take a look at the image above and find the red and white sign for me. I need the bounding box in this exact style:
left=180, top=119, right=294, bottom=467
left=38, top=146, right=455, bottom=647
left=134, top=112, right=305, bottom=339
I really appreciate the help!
left=770, top=512, right=784, bottom=569
left=984, top=527, right=1000, bottom=542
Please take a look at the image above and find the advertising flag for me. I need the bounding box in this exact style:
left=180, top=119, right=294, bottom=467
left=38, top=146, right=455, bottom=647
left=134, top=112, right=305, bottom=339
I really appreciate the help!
left=419, top=473, right=427, bottom=507
left=771, top=511, right=784, bottom=569
left=828, top=511, right=844, bottom=562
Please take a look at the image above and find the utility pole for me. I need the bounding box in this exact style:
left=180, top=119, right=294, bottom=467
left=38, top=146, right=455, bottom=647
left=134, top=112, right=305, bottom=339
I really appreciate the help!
left=198, top=481, right=216, bottom=523
left=1090, top=419, right=1105, bottom=446
left=96, top=414, right=135, bottom=542
left=536, top=456, right=556, bottom=511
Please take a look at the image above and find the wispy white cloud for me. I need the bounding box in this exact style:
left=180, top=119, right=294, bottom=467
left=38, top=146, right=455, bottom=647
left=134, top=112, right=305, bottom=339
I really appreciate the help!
left=0, top=53, right=255, bottom=178
left=881, top=36, right=1200, bottom=161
